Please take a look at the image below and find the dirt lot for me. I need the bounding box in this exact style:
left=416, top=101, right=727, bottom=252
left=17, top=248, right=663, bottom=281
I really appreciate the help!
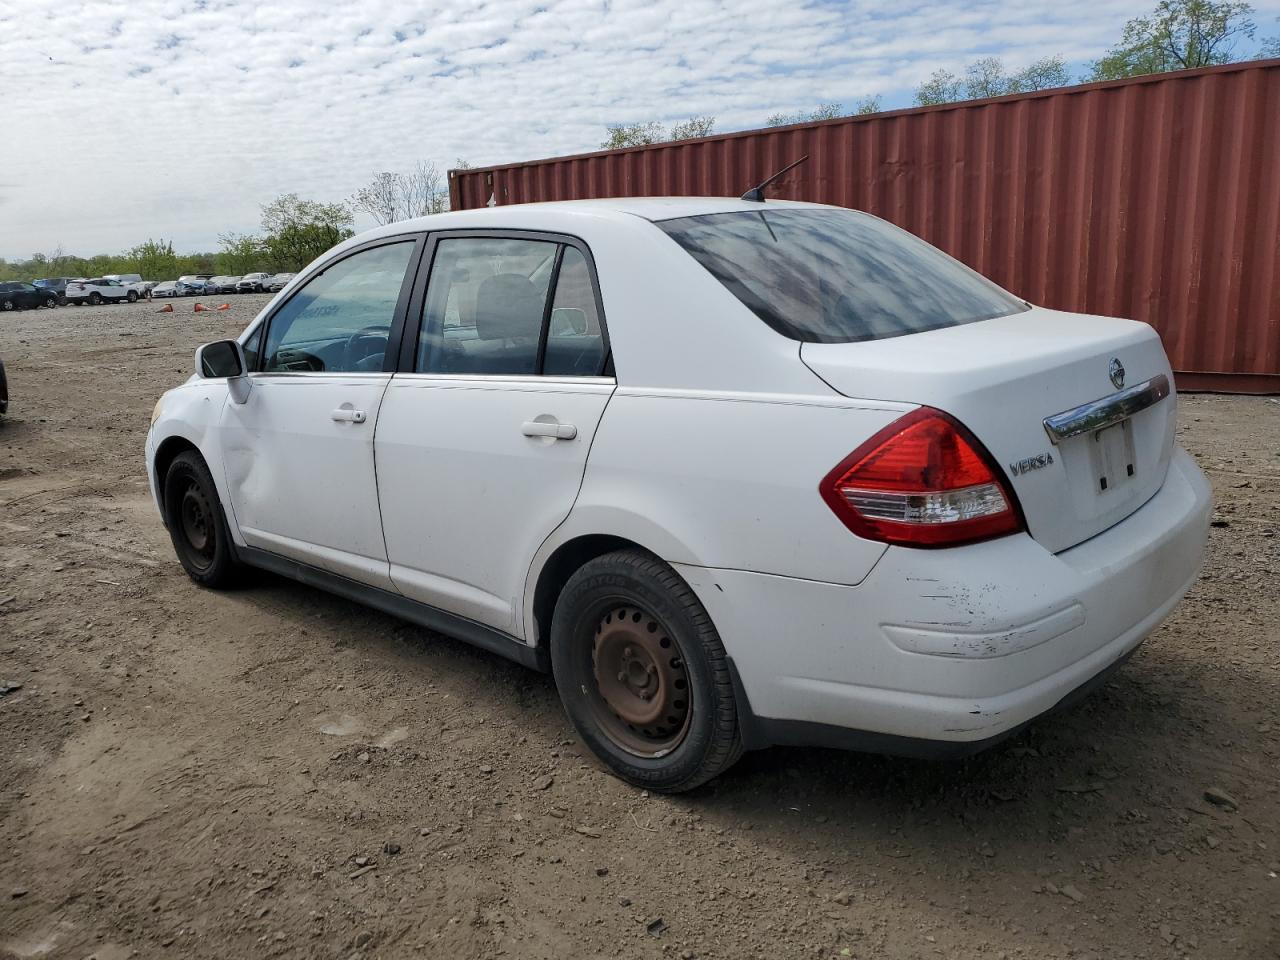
left=1, top=296, right=1277, bottom=960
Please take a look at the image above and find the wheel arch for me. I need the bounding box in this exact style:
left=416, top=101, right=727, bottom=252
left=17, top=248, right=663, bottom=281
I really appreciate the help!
left=152, top=434, right=200, bottom=513
left=525, top=509, right=708, bottom=651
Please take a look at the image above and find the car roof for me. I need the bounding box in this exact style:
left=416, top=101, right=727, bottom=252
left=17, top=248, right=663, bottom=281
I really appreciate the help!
left=356, top=197, right=830, bottom=245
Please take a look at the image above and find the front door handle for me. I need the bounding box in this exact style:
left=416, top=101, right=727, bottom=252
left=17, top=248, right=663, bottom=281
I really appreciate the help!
left=331, top=407, right=367, bottom=424
left=522, top=420, right=577, bottom=440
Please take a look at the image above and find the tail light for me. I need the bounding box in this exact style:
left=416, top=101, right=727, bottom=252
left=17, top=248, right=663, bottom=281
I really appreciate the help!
left=820, top=407, right=1024, bottom=548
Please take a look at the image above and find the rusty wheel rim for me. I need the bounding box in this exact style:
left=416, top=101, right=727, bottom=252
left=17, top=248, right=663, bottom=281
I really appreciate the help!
left=588, top=603, right=691, bottom=757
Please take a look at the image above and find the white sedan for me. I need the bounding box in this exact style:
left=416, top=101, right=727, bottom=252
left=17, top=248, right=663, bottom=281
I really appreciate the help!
left=145, top=198, right=1211, bottom=791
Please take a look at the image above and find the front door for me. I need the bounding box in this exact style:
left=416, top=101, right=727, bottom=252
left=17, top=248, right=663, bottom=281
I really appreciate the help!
left=219, top=238, right=420, bottom=589
left=375, top=235, right=614, bottom=635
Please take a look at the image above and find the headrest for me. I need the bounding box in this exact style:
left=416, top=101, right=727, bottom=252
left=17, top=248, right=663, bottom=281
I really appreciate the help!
left=475, top=274, right=543, bottom=341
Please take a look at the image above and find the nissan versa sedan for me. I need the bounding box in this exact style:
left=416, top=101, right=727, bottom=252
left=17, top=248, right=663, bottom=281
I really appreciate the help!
left=146, top=198, right=1211, bottom=792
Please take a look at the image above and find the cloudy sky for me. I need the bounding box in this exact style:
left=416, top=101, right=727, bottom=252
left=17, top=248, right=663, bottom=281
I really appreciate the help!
left=2, top=0, right=1277, bottom=259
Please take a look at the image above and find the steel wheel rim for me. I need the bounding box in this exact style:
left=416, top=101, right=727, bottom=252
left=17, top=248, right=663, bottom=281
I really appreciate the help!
left=179, top=481, right=215, bottom=569
left=587, top=602, right=691, bottom=757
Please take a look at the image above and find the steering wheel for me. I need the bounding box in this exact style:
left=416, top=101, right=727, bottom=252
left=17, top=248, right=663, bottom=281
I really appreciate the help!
left=343, top=325, right=390, bottom=370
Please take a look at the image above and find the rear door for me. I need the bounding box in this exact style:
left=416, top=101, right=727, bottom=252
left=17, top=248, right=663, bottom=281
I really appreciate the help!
left=218, top=236, right=423, bottom=588
left=374, top=232, right=614, bottom=635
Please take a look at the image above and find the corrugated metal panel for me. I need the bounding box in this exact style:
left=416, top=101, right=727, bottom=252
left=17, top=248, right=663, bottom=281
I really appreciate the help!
left=451, top=61, right=1280, bottom=392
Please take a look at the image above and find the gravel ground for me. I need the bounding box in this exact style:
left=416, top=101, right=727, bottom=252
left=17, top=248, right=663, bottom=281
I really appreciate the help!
left=1, top=296, right=1277, bottom=960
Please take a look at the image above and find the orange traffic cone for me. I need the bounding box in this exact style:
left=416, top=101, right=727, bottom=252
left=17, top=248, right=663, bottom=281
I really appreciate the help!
left=216, top=303, right=230, bottom=311
left=157, top=303, right=173, bottom=313
left=194, top=302, right=209, bottom=312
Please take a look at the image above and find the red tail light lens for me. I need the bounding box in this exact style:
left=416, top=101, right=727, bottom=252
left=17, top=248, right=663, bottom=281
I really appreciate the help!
left=820, top=407, right=1024, bottom=548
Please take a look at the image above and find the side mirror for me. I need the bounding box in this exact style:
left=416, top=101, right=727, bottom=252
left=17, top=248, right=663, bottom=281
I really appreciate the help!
left=195, top=340, right=252, bottom=404
left=195, top=339, right=245, bottom=379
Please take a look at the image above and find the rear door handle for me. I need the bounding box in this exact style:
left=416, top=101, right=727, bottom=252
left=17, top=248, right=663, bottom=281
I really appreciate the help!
left=331, top=407, right=367, bottom=424
left=522, top=420, right=577, bottom=440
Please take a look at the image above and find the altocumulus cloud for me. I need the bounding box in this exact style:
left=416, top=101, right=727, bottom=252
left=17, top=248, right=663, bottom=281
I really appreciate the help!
left=1, top=0, right=1268, bottom=256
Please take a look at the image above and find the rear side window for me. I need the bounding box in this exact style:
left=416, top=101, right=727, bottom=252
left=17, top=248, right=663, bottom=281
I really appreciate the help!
left=658, top=209, right=1028, bottom=343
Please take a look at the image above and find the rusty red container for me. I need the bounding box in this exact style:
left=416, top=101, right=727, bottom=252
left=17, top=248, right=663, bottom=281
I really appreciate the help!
left=451, top=60, right=1280, bottom=393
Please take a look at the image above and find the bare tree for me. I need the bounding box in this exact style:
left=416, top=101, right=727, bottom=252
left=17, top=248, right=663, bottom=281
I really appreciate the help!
left=349, top=173, right=402, bottom=226
left=398, top=161, right=448, bottom=218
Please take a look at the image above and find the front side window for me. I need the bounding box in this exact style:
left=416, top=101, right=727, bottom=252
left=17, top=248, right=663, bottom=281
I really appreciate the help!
left=262, top=241, right=414, bottom=373
left=659, top=209, right=1028, bottom=343
left=417, top=237, right=558, bottom=375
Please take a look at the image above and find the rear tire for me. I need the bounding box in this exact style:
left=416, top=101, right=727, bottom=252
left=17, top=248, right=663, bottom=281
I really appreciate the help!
left=0, top=300, right=13, bottom=311
left=88, top=292, right=102, bottom=305
left=550, top=549, right=742, bottom=793
left=163, top=451, right=241, bottom=588
left=127, top=291, right=138, bottom=303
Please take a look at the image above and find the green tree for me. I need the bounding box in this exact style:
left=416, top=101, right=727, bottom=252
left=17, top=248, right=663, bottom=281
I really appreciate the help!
left=1090, top=0, right=1257, bottom=80
left=129, top=238, right=178, bottom=279
left=600, top=118, right=714, bottom=149
left=765, top=102, right=843, bottom=126
left=601, top=121, right=668, bottom=149
left=915, top=55, right=1071, bottom=105
left=259, top=194, right=354, bottom=271
left=668, top=116, right=716, bottom=140
left=216, top=233, right=263, bottom=274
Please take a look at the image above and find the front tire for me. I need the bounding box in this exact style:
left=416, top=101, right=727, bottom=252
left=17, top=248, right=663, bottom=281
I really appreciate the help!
left=0, top=300, right=13, bottom=311
left=127, top=291, right=138, bottom=303
left=43, top=296, right=58, bottom=308
left=550, top=549, right=742, bottom=793
left=163, top=451, right=241, bottom=588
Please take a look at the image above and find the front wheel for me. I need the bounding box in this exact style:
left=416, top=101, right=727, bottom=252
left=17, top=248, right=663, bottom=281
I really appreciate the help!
left=43, top=296, right=58, bottom=308
left=88, top=292, right=102, bottom=305
left=550, top=550, right=742, bottom=793
left=127, top=291, right=138, bottom=302
left=0, top=300, right=13, bottom=312
left=163, top=451, right=241, bottom=588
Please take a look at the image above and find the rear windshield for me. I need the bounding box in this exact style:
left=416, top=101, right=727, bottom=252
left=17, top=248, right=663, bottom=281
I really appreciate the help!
left=658, top=208, right=1028, bottom=343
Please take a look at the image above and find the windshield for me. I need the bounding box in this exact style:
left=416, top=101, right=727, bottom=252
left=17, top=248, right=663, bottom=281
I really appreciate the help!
left=658, top=208, right=1028, bottom=343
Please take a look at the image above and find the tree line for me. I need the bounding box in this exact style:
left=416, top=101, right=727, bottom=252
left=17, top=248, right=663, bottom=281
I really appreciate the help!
left=601, top=0, right=1277, bottom=147
left=0, top=161, right=468, bottom=284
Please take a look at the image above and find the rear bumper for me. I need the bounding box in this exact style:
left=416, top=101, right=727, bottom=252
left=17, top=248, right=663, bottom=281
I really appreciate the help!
left=677, top=447, right=1212, bottom=754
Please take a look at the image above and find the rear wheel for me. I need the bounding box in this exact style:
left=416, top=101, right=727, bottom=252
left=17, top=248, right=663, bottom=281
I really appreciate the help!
left=0, top=300, right=13, bottom=311
left=88, top=292, right=102, bottom=305
left=126, top=290, right=138, bottom=303
left=550, top=550, right=742, bottom=792
left=163, top=451, right=241, bottom=588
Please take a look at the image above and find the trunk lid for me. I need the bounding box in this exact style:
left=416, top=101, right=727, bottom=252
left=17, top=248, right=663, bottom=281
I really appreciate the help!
left=801, top=307, right=1177, bottom=554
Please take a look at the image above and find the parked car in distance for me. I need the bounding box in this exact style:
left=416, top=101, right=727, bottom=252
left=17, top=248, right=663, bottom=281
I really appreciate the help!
left=33, top=277, right=76, bottom=301
left=263, top=272, right=295, bottom=292
left=104, top=274, right=152, bottom=299
left=176, top=276, right=211, bottom=296
left=66, top=278, right=134, bottom=305
left=0, top=281, right=61, bottom=310
left=206, top=276, right=242, bottom=294
left=235, top=273, right=271, bottom=293
left=150, top=281, right=180, bottom=298
left=147, top=198, right=1212, bottom=792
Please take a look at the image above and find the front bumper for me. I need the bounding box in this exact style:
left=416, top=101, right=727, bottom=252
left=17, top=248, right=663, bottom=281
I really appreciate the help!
left=677, top=447, right=1212, bottom=754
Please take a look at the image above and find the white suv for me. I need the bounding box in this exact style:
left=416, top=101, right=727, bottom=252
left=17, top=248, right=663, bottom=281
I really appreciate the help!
left=145, top=199, right=1211, bottom=791
left=66, top=278, right=135, bottom=305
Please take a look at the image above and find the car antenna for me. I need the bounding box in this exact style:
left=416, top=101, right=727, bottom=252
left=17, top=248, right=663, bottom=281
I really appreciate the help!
left=740, top=155, right=809, bottom=202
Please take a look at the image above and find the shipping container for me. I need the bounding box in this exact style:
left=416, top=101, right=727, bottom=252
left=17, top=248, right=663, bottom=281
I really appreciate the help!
left=451, top=60, right=1280, bottom=393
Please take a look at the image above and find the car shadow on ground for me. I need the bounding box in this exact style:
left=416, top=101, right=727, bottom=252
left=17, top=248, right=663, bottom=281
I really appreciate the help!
left=233, top=569, right=1260, bottom=845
